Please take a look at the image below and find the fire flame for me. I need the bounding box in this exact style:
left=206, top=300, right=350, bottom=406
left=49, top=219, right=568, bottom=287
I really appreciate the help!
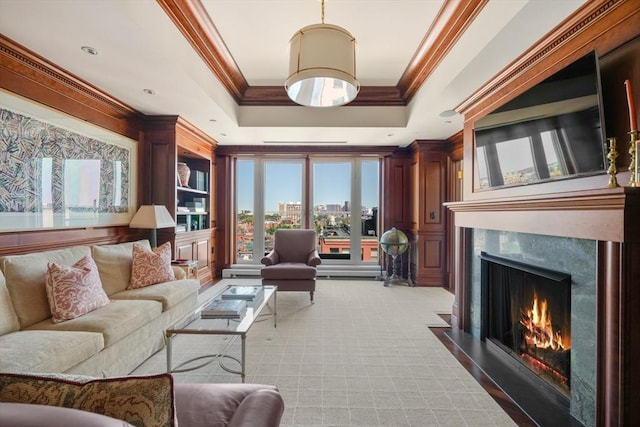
left=520, top=293, right=569, bottom=351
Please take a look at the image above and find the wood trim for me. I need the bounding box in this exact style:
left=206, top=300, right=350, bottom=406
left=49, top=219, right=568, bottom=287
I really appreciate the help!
left=397, top=0, right=488, bottom=103
left=597, top=240, right=621, bottom=426
left=621, top=241, right=640, bottom=426
left=457, top=0, right=638, bottom=119
left=240, top=85, right=406, bottom=107
left=446, top=187, right=640, bottom=243
left=157, top=0, right=487, bottom=107
left=0, top=35, right=147, bottom=258
left=0, top=35, right=141, bottom=139
left=446, top=187, right=635, bottom=212
left=216, top=144, right=397, bottom=157
left=451, top=226, right=471, bottom=331
left=447, top=130, right=464, bottom=161
left=0, top=227, right=144, bottom=257
left=214, top=153, right=234, bottom=270
left=156, top=0, right=248, bottom=103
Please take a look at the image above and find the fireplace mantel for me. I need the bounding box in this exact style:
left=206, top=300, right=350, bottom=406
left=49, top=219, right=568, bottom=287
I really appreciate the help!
left=447, top=1, right=640, bottom=423
left=447, top=185, right=640, bottom=425
left=445, top=186, right=640, bottom=243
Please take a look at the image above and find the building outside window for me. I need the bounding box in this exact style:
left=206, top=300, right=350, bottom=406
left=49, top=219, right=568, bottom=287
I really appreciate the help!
left=234, top=157, right=380, bottom=266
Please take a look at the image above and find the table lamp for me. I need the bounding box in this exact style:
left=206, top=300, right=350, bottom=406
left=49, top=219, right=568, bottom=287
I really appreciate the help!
left=129, top=205, right=175, bottom=248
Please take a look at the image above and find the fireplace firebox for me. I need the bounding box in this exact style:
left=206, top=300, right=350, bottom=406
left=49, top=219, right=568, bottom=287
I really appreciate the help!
left=480, top=252, right=571, bottom=398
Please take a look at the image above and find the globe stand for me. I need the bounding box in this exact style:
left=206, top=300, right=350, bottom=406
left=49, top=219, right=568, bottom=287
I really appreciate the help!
left=384, top=254, right=401, bottom=286
left=380, top=227, right=413, bottom=287
left=383, top=243, right=412, bottom=287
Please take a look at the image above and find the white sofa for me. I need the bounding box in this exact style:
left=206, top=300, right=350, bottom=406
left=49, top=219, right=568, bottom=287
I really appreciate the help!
left=0, top=240, right=200, bottom=377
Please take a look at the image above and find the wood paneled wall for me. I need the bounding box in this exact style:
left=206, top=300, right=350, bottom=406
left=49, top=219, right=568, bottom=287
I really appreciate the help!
left=448, top=1, right=640, bottom=424
left=0, top=36, right=145, bottom=256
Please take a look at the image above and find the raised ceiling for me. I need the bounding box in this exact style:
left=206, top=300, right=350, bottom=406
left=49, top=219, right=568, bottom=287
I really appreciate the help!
left=0, top=0, right=587, bottom=146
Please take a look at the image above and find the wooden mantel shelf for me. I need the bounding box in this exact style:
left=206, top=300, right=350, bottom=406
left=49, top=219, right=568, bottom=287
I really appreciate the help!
left=444, top=186, right=640, bottom=243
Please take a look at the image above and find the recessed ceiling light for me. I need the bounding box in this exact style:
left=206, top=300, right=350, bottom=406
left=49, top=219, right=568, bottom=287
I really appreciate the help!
left=143, top=89, right=155, bottom=95
left=81, top=46, right=99, bottom=55
left=439, top=109, right=457, bottom=118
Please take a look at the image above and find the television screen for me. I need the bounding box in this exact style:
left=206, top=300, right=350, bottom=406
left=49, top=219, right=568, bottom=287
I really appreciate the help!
left=474, top=51, right=607, bottom=190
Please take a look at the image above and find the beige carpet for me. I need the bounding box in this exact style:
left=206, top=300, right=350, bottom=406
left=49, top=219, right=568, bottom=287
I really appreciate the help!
left=133, top=279, right=516, bottom=426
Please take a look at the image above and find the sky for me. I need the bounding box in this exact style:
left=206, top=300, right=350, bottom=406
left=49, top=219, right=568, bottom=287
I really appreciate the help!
left=477, top=130, right=565, bottom=183
left=236, top=159, right=379, bottom=212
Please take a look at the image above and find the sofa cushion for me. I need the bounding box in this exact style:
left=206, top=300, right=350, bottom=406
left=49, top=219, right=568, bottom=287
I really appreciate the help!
left=91, top=240, right=151, bottom=296
left=0, top=330, right=103, bottom=373
left=26, top=299, right=162, bottom=347
left=0, top=246, right=92, bottom=329
left=0, top=269, right=20, bottom=335
left=129, top=242, right=175, bottom=289
left=0, top=372, right=176, bottom=427
left=110, top=279, right=199, bottom=311
left=45, top=256, right=110, bottom=323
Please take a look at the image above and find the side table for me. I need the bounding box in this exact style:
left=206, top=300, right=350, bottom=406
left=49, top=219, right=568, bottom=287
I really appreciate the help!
left=172, top=260, right=198, bottom=279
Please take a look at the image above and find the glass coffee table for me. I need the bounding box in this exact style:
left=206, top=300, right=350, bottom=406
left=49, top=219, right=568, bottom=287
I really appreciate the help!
left=165, top=285, right=277, bottom=382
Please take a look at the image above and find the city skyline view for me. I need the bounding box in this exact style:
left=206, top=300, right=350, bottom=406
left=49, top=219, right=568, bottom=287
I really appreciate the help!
left=236, top=160, right=379, bottom=213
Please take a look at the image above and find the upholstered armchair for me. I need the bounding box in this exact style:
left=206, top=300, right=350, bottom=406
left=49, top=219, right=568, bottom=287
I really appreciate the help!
left=260, top=229, right=321, bottom=302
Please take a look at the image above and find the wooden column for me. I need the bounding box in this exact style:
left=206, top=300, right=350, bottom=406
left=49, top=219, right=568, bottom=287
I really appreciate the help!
left=451, top=226, right=471, bottom=331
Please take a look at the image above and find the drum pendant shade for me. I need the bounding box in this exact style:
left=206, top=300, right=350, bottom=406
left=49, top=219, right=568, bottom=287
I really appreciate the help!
left=285, top=23, right=359, bottom=107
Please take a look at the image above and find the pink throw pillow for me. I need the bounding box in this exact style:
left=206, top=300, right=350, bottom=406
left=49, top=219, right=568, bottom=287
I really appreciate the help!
left=45, top=256, right=110, bottom=323
left=128, top=242, right=176, bottom=289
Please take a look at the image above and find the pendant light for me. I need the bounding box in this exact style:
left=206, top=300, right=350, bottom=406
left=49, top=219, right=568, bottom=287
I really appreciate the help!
left=285, top=0, right=359, bottom=107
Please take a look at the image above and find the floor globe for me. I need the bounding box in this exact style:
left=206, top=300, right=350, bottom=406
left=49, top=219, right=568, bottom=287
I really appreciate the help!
left=379, top=227, right=410, bottom=286
left=379, top=227, right=409, bottom=257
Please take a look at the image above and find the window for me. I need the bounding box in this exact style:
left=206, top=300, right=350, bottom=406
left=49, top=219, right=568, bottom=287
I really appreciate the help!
left=234, top=156, right=380, bottom=265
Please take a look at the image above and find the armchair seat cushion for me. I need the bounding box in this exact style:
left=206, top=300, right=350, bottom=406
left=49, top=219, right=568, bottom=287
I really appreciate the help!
left=0, top=402, right=134, bottom=427
left=260, top=263, right=317, bottom=280
left=174, top=383, right=284, bottom=427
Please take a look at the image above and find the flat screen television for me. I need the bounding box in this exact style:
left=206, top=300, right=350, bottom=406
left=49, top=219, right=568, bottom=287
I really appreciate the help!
left=474, top=51, right=607, bottom=190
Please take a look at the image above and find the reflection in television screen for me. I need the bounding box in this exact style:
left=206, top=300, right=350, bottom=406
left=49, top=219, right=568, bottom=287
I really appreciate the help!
left=474, top=51, right=606, bottom=190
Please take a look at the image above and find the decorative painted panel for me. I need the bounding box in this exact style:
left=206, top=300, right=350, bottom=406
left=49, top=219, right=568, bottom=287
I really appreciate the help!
left=0, top=91, right=136, bottom=231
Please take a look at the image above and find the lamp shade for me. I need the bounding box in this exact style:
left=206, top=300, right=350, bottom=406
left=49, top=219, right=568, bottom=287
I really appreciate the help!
left=285, top=23, right=359, bottom=107
left=129, top=205, right=175, bottom=229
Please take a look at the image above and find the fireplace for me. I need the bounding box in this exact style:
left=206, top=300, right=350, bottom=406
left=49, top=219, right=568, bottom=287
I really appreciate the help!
left=480, top=252, right=572, bottom=398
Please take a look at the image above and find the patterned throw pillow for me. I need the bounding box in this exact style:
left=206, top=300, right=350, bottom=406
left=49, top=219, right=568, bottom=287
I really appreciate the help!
left=128, top=242, right=175, bottom=289
left=0, top=372, right=176, bottom=427
left=45, top=255, right=110, bottom=323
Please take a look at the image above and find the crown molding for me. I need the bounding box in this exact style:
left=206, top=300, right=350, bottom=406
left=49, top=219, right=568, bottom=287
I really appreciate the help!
left=157, top=0, right=487, bottom=107
left=156, top=0, right=249, bottom=103
left=0, top=34, right=141, bottom=139
left=455, top=0, right=636, bottom=117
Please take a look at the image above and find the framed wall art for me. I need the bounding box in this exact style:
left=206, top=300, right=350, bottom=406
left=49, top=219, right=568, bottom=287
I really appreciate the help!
left=0, top=90, right=137, bottom=232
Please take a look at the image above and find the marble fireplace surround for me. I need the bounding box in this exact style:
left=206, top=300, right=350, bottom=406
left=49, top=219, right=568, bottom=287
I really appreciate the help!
left=446, top=186, right=640, bottom=426
left=472, top=230, right=595, bottom=425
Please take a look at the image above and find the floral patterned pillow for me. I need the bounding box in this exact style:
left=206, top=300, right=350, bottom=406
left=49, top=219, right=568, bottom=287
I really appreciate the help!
left=45, top=255, right=110, bottom=323
left=128, top=242, right=175, bottom=289
left=0, top=372, right=176, bottom=427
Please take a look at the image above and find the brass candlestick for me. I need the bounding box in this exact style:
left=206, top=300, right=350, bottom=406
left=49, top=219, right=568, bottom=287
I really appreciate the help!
left=628, top=131, right=638, bottom=187
left=606, top=137, right=619, bottom=188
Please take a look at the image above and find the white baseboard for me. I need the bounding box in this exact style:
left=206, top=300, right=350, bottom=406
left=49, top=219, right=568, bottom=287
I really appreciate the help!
left=222, top=263, right=383, bottom=279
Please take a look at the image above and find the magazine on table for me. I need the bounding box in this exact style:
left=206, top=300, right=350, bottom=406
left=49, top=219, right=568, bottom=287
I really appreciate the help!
left=201, top=299, right=247, bottom=319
